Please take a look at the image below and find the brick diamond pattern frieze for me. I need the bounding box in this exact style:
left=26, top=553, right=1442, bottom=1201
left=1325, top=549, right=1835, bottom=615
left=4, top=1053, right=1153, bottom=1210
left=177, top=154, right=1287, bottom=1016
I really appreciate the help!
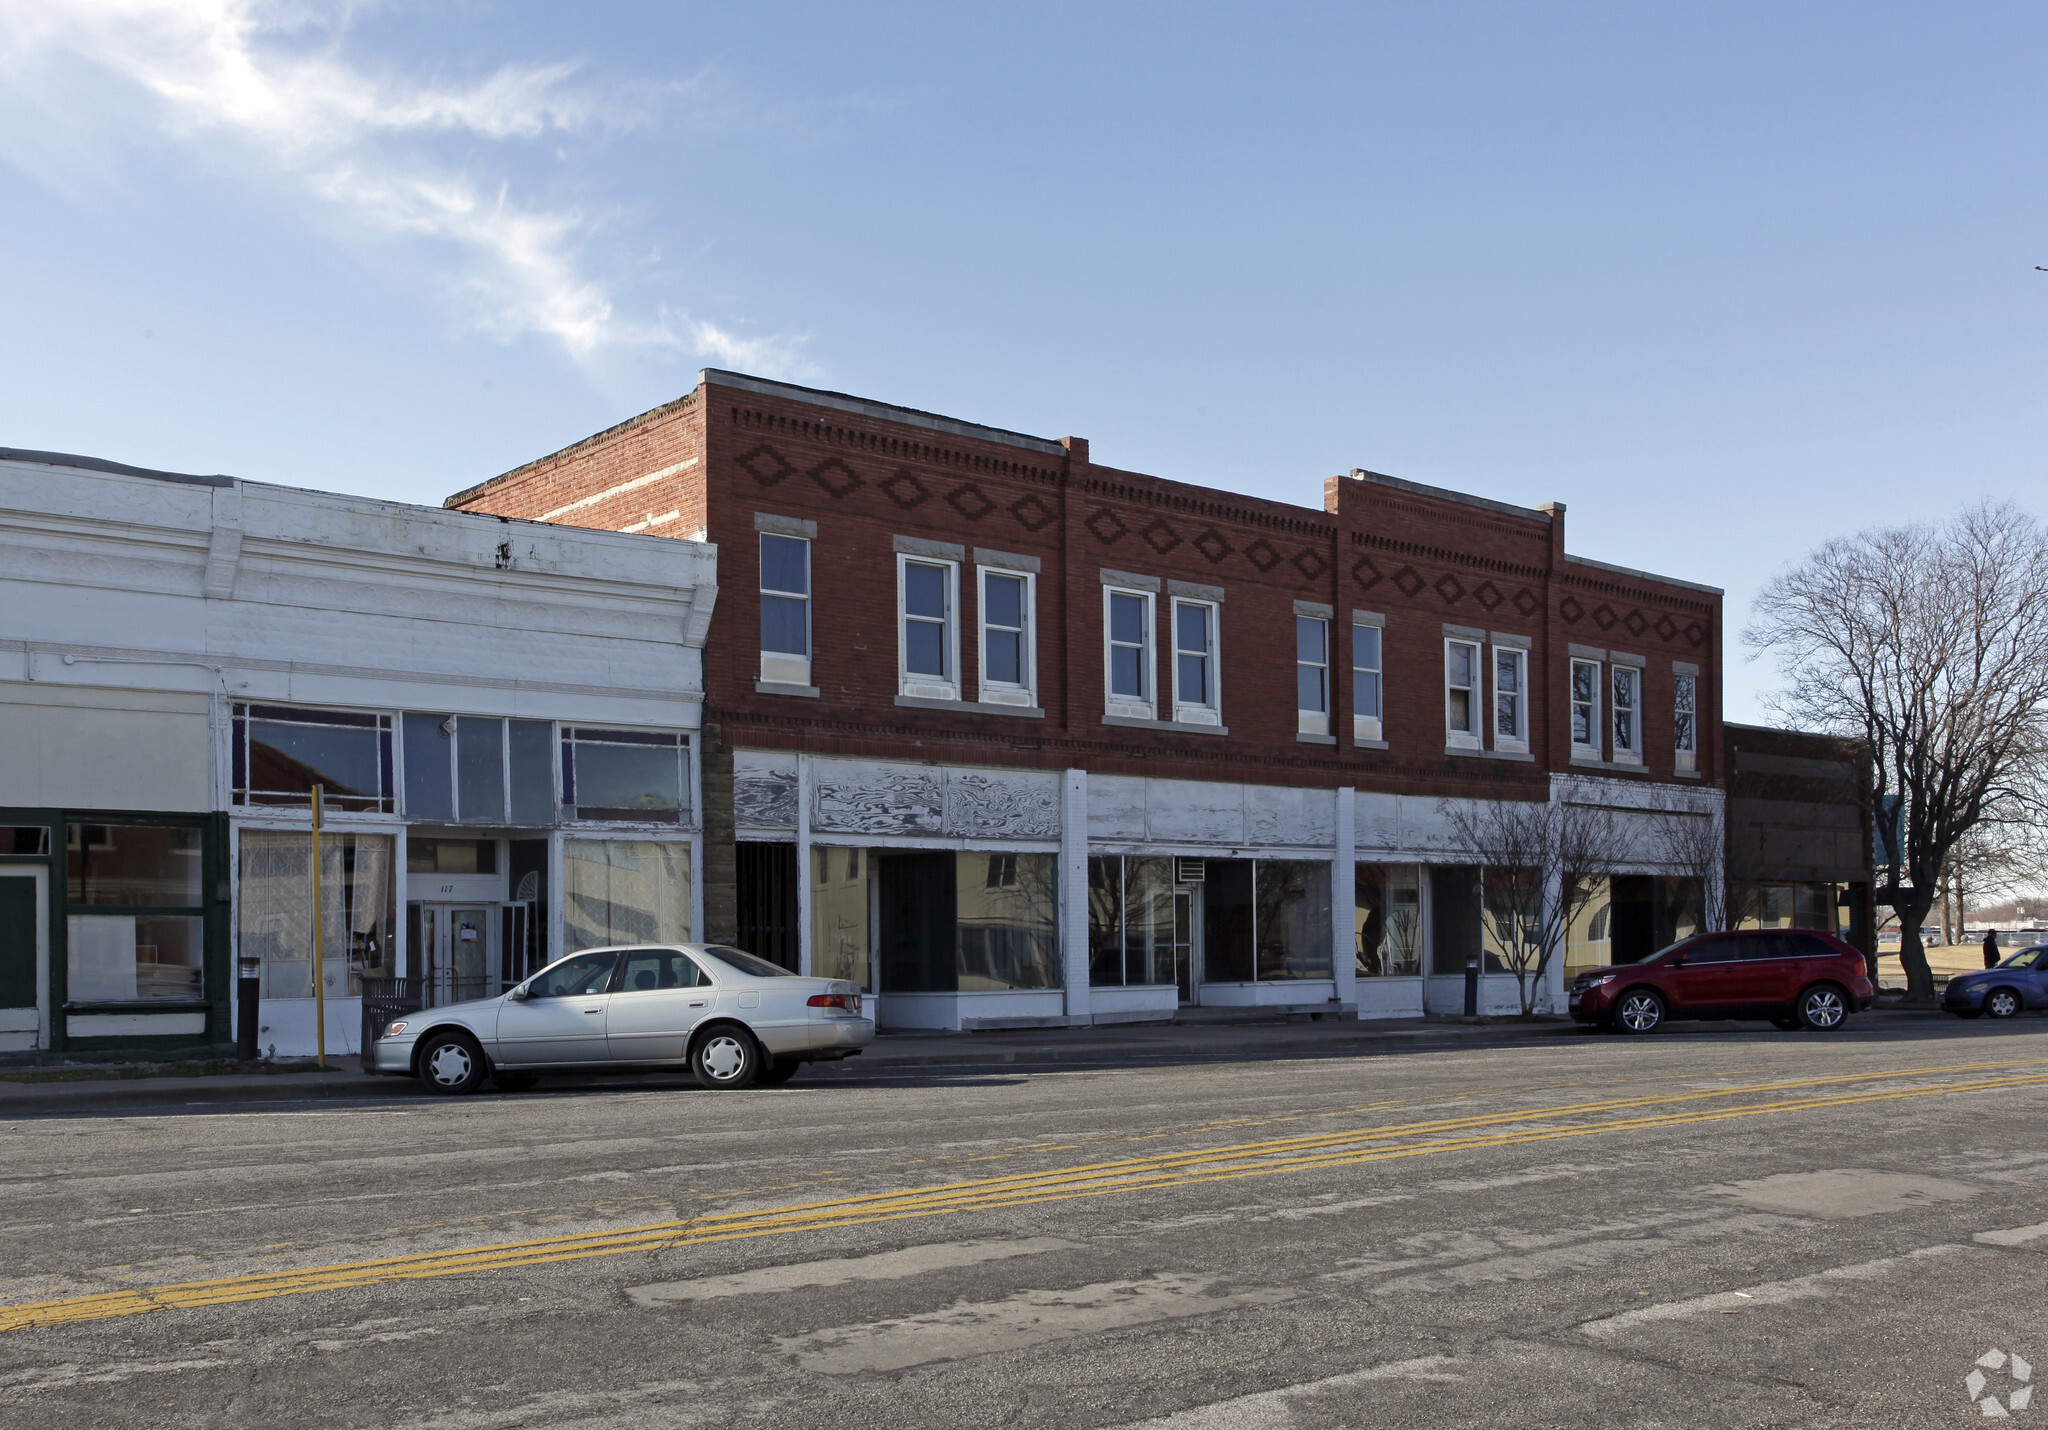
left=1085, top=508, right=1129, bottom=545
left=808, top=458, right=863, bottom=499
left=737, top=443, right=795, bottom=487
left=881, top=470, right=931, bottom=510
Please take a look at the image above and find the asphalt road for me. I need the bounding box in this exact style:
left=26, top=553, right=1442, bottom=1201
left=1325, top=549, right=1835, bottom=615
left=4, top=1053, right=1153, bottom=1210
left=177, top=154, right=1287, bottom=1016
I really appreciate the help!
left=5, top=1019, right=2048, bottom=1427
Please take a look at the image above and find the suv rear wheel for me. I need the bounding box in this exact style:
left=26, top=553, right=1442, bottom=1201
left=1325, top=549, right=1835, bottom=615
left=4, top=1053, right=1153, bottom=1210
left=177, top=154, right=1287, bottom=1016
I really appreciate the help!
left=1613, top=989, right=1664, bottom=1034
left=1796, top=984, right=1849, bottom=1031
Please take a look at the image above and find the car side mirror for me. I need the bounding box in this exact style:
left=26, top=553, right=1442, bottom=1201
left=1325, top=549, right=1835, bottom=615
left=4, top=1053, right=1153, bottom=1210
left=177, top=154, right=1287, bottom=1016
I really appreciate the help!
left=1669, top=956, right=1687, bottom=968
left=509, top=985, right=531, bottom=1001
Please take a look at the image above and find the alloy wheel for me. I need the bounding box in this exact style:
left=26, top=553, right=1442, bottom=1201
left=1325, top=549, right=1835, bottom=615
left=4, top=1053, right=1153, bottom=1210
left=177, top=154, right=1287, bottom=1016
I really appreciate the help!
left=1988, top=989, right=2021, bottom=1019
left=1799, top=987, right=1846, bottom=1030
left=1617, top=992, right=1662, bottom=1033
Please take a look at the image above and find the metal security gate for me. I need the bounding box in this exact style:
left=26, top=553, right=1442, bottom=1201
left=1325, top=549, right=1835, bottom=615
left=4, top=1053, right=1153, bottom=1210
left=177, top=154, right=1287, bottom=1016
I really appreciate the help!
left=736, top=842, right=800, bottom=971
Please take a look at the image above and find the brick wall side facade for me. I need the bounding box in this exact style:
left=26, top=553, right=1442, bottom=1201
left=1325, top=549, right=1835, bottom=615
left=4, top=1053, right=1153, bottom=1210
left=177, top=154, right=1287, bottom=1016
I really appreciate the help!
left=446, top=393, right=707, bottom=541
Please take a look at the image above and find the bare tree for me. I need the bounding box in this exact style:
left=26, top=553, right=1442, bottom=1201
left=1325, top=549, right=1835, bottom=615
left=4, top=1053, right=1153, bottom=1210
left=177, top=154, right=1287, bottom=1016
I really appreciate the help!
left=1649, top=798, right=1728, bottom=933
left=1746, top=501, right=2048, bottom=1001
left=1437, top=796, right=1623, bottom=1015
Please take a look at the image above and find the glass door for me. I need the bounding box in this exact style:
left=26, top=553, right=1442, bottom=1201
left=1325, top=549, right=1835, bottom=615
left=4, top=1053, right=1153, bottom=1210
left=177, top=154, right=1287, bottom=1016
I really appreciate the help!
left=411, top=904, right=495, bottom=1005
left=0, top=868, right=47, bottom=1050
left=1173, top=889, right=1198, bottom=1004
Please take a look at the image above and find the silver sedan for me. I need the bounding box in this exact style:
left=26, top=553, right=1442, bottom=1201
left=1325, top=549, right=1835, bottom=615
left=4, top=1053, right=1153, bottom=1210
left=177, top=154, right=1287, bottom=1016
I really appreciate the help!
left=370, top=943, right=873, bottom=1094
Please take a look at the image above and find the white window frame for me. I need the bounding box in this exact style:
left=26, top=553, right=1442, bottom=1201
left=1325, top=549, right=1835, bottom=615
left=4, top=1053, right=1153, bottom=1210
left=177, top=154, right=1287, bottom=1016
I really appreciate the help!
left=975, top=565, right=1036, bottom=707
left=1491, top=644, right=1528, bottom=752
left=1103, top=586, right=1156, bottom=719
left=1611, top=664, right=1642, bottom=765
left=758, top=533, right=811, bottom=687
left=1352, top=615, right=1384, bottom=743
left=1444, top=637, right=1482, bottom=748
left=897, top=554, right=960, bottom=701
left=1297, top=616, right=1331, bottom=736
left=1171, top=598, right=1221, bottom=725
left=1674, top=672, right=1698, bottom=773
left=1570, top=658, right=1603, bottom=758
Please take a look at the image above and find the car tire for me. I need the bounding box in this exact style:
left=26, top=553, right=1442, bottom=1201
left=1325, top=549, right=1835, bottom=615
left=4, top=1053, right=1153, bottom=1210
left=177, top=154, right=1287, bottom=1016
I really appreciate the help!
left=1612, top=989, right=1664, bottom=1034
left=690, top=1026, right=762, bottom=1090
left=1986, top=988, right=2022, bottom=1020
left=1796, top=984, right=1849, bottom=1031
left=493, top=1071, right=540, bottom=1092
left=1770, top=1017, right=1802, bottom=1031
left=418, top=1032, right=487, bottom=1095
left=755, top=1059, right=802, bottom=1086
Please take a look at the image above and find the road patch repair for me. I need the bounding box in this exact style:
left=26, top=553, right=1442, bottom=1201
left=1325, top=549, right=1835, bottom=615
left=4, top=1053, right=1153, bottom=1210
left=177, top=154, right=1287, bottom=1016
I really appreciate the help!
left=626, top=1237, right=1080, bottom=1306
left=4, top=1056, right=2047, bottom=1333
left=774, top=1274, right=1294, bottom=1374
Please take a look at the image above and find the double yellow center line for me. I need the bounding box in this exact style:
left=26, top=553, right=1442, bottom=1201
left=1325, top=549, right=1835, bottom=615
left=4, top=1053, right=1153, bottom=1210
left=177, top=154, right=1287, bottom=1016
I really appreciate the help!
left=6, top=1056, right=2043, bottom=1333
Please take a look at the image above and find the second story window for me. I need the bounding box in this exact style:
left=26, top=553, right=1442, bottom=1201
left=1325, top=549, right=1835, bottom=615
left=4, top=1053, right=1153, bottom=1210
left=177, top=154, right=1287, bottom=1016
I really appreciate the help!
left=899, top=556, right=958, bottom=700
left=1612, top=664, right=1642, bottom=763
left=977, top=566, right=1035, bottom=706
left=1173, top=599, right=1220, bottom=724
left=758, top=533, right=811, bottom=687
left=1105, top=586, right=1155, bottom=718
left=1352, top=618, right=1383, bottom=743
left=1675, top=671, right=1698, bottom=773
left=1297, top=616, right=1331, bottom=736
left=1570, top=657, right=1602, bottom=757
left=1444, top=638, right=1481, bottom=747
left=1493, top=645, right=1528, bottom=750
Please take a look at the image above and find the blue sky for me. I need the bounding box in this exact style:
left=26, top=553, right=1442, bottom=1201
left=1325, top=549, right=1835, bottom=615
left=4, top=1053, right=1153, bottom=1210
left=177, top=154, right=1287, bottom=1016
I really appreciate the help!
left=2, top=2, right=2043, bottom=722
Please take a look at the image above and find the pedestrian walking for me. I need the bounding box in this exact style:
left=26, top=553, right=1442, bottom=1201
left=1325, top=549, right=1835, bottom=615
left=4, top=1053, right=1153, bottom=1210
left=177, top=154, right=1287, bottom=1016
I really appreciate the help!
left=1985, top=928, right=2002, bottom=969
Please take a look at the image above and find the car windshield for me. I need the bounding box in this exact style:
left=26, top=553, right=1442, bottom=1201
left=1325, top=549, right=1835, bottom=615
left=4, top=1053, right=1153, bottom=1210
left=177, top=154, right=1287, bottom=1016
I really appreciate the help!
left=1997, top=948, right=2048, bottom=969
left=696, top=944, right=799, bottom=978
left=1650, top=936, right=1707, bottom=964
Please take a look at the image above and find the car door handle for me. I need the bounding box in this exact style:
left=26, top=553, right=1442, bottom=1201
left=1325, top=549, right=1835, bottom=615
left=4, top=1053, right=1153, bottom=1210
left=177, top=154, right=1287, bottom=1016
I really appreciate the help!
left=583, top=1008, right=603, bottom=1015
left=688, top=1000, right=708, bottom=1007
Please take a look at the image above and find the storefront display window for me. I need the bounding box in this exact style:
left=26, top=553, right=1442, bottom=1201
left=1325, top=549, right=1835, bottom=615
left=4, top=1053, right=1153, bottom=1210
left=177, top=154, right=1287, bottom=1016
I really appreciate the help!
left=563, top=839, right=691, bottom=951
left=65, top=821, right=209, bottom=1003
left=871, top=849, right=1061, bottom=993
left=957, top=852, right=1059, bottom=990
left=237, top=831, right=395, bottom=998
left=811, top=846, right=870, bottom=988
left=1087, top=856, right=1176, bottom=987
left=1254, top=861, right=1332, bottom=980
left=1355, top=863, right=1422, bottom=976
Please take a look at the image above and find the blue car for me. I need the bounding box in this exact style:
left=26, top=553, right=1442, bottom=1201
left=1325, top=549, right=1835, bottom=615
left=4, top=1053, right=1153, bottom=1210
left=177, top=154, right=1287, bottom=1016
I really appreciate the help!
left=1944, top=945, right=2048, bottom=1019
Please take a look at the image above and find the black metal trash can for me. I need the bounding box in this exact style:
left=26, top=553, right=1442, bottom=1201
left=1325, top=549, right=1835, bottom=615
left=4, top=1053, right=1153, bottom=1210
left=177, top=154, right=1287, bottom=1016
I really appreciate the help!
left=360, top=976, right=428, bottom=1069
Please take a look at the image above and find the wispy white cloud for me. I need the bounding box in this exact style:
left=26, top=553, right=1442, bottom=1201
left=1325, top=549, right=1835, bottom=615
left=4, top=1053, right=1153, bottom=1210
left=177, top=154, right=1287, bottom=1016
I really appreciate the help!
left=0, top=0, right=808, bottom=370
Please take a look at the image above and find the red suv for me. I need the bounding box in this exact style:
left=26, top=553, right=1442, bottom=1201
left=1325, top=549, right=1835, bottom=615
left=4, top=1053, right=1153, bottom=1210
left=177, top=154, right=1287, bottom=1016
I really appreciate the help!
left=1570, top=931, right=1875, bottom=1034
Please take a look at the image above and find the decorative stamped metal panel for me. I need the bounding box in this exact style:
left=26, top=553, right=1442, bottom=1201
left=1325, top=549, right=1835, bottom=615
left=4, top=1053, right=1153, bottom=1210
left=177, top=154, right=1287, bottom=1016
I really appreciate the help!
left=1247, top=785, right=1334, bottom=847
left=733, top=751, right=798, bottom=831
left=1087, top=776, right=1148, bottom=842
left=1144, top=780, right=1247, bottom=846
left=810, top=761, right=945, bottom=835
left=943, top=770, right=1060, bottom=839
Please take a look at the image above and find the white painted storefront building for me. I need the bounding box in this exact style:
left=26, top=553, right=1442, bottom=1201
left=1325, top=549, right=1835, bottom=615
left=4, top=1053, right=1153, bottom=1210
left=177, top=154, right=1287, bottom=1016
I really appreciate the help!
left=734, top=751, right=1722, bottom=1030
left=0, top=451, right=714, bottom=1061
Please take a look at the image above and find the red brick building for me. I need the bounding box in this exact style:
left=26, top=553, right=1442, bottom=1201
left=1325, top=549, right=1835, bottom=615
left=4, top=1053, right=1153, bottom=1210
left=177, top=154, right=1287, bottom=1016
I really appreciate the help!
left=447, top=370, right=1723, bottom=1028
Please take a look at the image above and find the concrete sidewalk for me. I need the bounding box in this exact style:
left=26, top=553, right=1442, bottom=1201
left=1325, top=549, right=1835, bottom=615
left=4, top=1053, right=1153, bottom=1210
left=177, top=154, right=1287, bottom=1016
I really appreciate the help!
left=0, top=1005, right=1965, bottom=1115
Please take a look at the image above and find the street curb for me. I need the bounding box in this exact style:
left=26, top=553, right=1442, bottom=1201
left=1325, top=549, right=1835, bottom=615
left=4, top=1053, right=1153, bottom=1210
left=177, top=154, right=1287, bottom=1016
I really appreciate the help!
left=0, top=1005, right=1984, bottom=1113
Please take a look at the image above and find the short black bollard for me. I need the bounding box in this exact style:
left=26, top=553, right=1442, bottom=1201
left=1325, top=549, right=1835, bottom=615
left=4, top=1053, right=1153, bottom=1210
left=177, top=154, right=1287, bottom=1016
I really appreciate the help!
left=237, top=954, right=261, bottom=1061
left=1463, top=958, right=1480, bottom=1018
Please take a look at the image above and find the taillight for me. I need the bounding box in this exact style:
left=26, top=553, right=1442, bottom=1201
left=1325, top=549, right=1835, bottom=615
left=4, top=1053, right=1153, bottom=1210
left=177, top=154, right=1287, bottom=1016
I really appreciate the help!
left=808, top=994, right=853, bottom=1010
